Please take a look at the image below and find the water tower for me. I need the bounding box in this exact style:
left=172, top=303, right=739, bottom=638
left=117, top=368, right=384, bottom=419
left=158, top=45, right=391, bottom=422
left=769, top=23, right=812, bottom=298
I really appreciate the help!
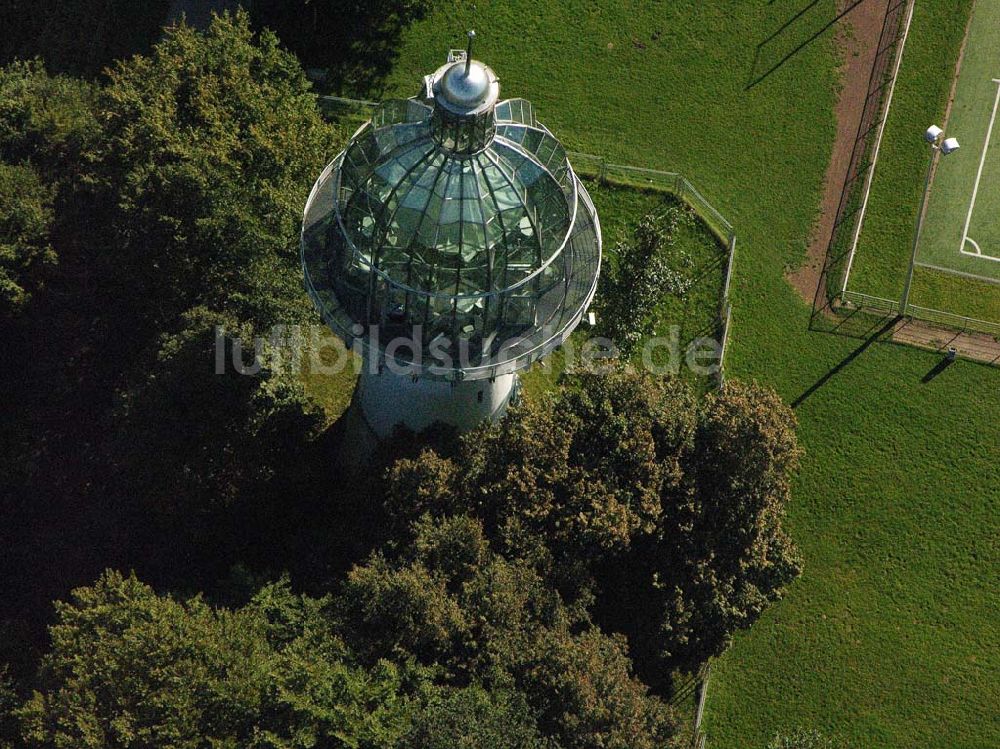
left=301, top=33, right=601, bottom=437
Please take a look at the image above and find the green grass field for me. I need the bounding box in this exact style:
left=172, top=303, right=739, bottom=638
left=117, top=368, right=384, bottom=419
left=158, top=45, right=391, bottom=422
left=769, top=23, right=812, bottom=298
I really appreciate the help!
left=845, top=0, right=1000, bottom=322
left=371, top=2, right=999, bottom=747
left=917, top=0, right=1000, bottom=283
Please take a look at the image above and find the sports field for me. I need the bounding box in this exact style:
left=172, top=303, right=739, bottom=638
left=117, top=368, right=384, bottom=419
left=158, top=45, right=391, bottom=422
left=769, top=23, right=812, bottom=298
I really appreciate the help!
left=917, top=0, right=1000, bottom=283
left=844, top=0, right=1000, bottom=322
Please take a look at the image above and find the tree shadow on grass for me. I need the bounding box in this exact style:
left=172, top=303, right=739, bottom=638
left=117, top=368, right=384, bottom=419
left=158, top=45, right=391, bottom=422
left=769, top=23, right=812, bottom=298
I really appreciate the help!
left=249, top=0, right=432, bottom=97
left=0, top=0, right=170, bottom=76
left=747, top=0, right=865, bottom=89
left=921, top=356, right=955, bottom=382
left=791, top=314, right=899, bottom=407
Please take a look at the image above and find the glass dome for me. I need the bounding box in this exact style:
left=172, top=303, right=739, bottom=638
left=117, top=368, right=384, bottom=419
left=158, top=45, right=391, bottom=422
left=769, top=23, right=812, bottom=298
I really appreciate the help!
left=302, top=56, right=601, bottom=381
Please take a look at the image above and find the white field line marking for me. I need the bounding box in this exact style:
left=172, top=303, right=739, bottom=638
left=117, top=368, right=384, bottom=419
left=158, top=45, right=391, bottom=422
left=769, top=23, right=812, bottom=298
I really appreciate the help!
left=916, top=260, right=1000, bottom=285
left=841, top=0, right=916, bottom=294
left=959, top=239, right=1000, bottom=262
left=959, top=78, right=1000, bottom=259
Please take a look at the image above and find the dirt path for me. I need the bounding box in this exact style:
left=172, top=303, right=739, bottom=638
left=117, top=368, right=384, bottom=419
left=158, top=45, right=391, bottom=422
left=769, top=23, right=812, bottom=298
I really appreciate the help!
left=787, top=0, right=891, bottom=303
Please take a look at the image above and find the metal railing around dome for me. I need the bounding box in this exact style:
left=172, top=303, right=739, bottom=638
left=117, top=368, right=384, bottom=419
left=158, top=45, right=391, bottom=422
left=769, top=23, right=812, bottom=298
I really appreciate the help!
left=316, top=95, right=739, bottom=387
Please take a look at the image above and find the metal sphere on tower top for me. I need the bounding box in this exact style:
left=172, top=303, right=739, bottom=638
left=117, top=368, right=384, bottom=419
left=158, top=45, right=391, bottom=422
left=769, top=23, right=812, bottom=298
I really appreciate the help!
left=435, top=31, right=498, bottom=114
left=438, top=60, right=494, bottom=111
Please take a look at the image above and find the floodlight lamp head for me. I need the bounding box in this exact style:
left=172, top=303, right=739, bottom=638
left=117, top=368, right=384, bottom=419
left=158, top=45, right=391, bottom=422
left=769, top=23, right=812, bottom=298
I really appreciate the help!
left=941, top=137, right=960, bottom=155
left=925, top=125, right=943, bottom=143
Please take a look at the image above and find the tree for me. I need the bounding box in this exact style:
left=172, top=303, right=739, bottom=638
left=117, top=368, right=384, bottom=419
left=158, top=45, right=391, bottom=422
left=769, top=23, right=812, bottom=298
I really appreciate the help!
left=513, top=627, right=676, bottom=749
left=382, top=370, right=802, bottom=680
left=83, top=12, right=354, bottom=538
left=0, top=59, right=98, bottom=175
left=398, top=686, right=547, bottom=749
left=385, top=372, right=696, bottom=599
left=625, top=379, right=802, bottom=666
left=0, top=17, right=349, bottom=691
left=93, top=10, right=341, bottom=332
left=0, top=665, right=17, bottom=749
left=0, top=163, right=55, bottom=315
left=108, top=307, right=326, bottom=513
left=335, top=515, right=679, bottom=749
left=595, top=207, right=696, bottom=357
left=19, top=571, right=415, bottom=749
left=16, top=562, right=676, bottom=749
left=0, top=60, right=98, bottom=316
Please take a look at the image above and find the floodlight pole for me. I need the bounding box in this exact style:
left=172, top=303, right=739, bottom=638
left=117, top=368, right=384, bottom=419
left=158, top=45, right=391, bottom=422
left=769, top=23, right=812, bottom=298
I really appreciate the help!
left=899, top=146, right=935, bottom=314
left=899, top=127, right=959, bottom=315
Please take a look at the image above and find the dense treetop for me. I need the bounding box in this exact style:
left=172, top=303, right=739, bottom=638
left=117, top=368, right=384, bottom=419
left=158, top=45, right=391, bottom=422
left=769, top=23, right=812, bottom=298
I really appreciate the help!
left=94, top=11, right=340, bottom=330
left=19, top=572, right=417, bottom=749
left=384, top=371, right=802, bottom=676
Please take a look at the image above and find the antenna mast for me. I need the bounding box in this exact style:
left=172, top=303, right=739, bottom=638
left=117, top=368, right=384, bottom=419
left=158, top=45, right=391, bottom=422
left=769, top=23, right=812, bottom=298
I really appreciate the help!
left=465, top=30, right=476, bottom=74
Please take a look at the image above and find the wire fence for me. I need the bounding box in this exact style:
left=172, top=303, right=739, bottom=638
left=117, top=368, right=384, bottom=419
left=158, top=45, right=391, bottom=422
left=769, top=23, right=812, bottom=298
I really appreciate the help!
left=905, top=305, right=1000, bottom=337
left=839, top=290, right=1000, bottom=340
left=841, top=289, right=900, bottom=316
left=692, top=662, right=711, bottom=749
left=316, top=95, right=739, bottom=385
left=819, top=0, right=911, bottom=301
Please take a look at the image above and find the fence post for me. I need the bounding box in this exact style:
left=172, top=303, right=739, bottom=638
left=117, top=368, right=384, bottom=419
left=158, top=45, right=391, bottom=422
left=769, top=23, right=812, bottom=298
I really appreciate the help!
left=717, top=305, right=731, bottom=389
left=691, top=662, right=711, bottom=749
left=723, top=234, right=736, bottom=304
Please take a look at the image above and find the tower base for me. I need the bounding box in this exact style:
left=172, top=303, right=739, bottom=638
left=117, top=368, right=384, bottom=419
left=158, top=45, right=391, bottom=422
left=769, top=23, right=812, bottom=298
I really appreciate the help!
left=357, top=369, right=517, bottom=439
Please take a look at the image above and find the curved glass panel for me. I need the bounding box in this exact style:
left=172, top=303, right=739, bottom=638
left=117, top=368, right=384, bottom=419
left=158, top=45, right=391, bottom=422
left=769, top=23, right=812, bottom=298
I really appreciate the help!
left=494, top=98, right=536, bottom=127
left=301, top=90, right=601, bottom=381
